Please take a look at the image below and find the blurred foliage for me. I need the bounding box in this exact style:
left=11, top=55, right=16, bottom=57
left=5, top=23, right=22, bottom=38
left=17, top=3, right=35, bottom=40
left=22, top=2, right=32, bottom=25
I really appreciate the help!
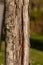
left=30, top=0, right=43, bottom=22
left=30, top=11, right=43, bottom=21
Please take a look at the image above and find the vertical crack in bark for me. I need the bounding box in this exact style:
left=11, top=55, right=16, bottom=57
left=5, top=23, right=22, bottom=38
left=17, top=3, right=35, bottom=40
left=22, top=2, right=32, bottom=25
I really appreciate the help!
left=5, top=0, right=30, bottom=65
left=21, top=1, right=24, bottom=65
left=13, top=0, right=20, bottom=65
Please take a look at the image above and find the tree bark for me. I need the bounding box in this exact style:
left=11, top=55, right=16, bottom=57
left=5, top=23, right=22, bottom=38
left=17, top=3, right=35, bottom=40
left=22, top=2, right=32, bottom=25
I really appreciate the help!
left=23, top=0, right=30, bottom=65
left=5, top=0, right=15, bottom=65
left=0, top=3, right=4, bottom=51
left=5, top=0, right=30, bottom=65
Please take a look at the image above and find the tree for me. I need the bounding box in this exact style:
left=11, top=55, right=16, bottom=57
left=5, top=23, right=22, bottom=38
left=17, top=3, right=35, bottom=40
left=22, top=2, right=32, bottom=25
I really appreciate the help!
left=0, top=1, right=4, bottom=51
left=5, top=0, right=30, bottom=65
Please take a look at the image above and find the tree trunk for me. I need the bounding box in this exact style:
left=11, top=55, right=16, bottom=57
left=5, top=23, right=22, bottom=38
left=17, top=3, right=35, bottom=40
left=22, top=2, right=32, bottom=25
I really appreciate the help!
left=0, top=2, right=4, bottom=51
left=5, top=0, right=30, bottom=65
left=23, top=0, right=30, bottom=65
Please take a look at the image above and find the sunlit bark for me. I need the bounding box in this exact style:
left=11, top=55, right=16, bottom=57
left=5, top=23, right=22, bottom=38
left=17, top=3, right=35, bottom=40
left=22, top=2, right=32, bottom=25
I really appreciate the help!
left=5, top=0, right=30, bottom=65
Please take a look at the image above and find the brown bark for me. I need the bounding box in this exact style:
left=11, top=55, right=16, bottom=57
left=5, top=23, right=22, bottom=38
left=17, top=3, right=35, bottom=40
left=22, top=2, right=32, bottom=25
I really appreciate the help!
left=5, top=0, right=30, bottom=65
left=23, top=0, right=30, bottom=65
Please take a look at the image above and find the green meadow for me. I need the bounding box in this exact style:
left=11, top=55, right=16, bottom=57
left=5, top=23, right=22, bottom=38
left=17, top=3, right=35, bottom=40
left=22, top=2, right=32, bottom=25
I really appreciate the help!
left=30, top=33, right=43, bottom=65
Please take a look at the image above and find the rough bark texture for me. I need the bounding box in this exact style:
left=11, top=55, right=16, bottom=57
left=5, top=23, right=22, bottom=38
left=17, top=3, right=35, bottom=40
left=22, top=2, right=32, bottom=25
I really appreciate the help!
left=5, top=0, right=30, bottom=65
left=5, top=0, right=14, bottom=65
left=23, top=0, right=30, bottom=65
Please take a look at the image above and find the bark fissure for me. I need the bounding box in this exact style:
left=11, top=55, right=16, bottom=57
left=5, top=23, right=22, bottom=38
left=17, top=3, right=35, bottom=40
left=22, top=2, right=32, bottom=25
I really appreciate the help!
left=5, top=0, right=30, bottom=65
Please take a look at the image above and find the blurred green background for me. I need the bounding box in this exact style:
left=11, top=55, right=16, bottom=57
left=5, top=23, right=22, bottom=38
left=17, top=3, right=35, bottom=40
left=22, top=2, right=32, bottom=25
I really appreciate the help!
left=30, top=0, right=43, bottom=65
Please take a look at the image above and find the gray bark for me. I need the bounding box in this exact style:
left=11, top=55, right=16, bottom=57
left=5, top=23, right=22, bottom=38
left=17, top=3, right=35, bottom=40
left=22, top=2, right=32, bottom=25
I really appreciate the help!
left=5, top=0, right=30, bottom=65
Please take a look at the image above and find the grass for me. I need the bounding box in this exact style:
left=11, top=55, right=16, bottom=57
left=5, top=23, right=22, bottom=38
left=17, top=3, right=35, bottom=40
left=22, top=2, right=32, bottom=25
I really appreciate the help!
left=30, top=33, right=43, bottom=65
left=30, top=33, right=43, bottom=41
left=30, top=48, right=43, bottom=65
left=0, top=33, right=43, bottom=65
left=0, top=41, right=5, bottom=65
